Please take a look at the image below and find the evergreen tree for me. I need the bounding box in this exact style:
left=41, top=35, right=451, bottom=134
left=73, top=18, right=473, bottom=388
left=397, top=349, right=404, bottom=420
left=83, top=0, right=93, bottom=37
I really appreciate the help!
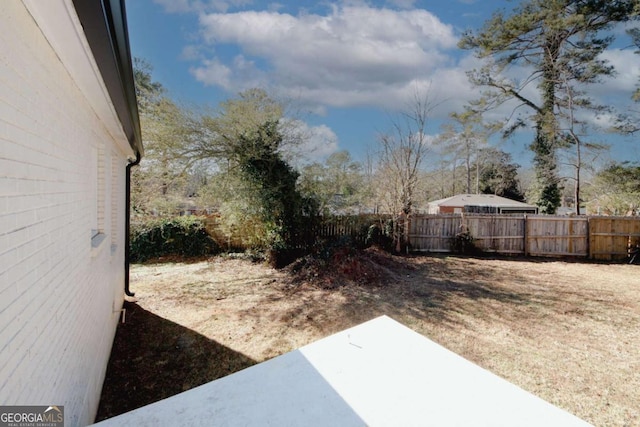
left=476, top=148, right=524, bottom=201
left=585, top=162, right=640, bottom=215
left=460, top=0, right=638, bottom=213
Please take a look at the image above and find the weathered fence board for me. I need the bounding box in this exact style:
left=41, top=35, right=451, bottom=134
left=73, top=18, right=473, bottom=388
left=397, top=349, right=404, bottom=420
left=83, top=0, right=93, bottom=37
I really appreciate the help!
left=406, top=214, right=639, bottom=260
left=466, top=215, right=525, bottom=254
left=589, top=217, right=640, bottom=260
left=525, top=216, right=588, bottom=257
left=408, top=214, right=461, bottom=252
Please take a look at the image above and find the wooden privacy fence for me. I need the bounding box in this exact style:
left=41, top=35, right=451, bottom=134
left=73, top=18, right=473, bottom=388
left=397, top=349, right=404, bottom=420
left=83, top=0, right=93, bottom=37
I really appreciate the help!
left=408, top=214, right=640, bottom=261
left=203, top=214, right=388, bottom=250
left=315, top=214, right=389, bottom=246
left=589, top=216, right=640, bottom=259
left=202, top=212, right=639, bottom=260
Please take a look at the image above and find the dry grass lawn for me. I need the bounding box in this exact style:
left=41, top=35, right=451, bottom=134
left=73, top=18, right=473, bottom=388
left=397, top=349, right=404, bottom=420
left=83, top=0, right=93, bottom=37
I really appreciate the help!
left=97, top=251, right=639, bottom=426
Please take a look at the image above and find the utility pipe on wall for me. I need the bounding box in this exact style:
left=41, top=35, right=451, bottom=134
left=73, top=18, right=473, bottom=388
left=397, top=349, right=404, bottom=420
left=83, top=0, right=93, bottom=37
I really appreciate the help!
left=124, top=151, right=141, bottom=297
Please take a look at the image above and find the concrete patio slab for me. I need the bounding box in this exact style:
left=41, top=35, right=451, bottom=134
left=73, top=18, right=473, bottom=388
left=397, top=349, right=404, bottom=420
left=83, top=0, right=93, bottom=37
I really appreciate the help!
left=93, top=315, right=592, bottom=426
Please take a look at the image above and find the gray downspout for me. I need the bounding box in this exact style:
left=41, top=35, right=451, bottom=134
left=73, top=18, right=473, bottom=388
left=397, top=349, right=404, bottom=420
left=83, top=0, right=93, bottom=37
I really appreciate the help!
left=125, top=151, right=141, bottom=297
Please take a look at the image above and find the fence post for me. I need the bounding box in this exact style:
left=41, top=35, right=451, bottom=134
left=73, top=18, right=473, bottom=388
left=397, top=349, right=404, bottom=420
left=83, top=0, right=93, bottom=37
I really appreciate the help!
left=406, top=214, right=412, bottom=254
left=587, top=216, right=593, bottom=259
left=523, top=214, right=529, bottom=257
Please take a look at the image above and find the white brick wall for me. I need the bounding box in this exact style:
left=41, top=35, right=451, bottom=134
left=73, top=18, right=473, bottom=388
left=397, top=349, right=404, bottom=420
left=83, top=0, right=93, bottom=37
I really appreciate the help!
left=0, top=2, right=133, bottom=426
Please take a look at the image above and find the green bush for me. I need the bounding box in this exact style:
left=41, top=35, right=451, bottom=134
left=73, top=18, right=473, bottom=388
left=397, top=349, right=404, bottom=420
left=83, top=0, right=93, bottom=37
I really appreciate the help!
left=365, top=222, right=394, bottom=251
left=452, top=228, right=477, bottom=255
left=130, top=216, right=219, bottom=262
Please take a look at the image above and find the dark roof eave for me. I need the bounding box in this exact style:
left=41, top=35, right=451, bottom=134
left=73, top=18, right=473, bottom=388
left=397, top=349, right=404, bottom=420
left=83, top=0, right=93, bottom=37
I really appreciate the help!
left=72, top=0, right=143, bottom=158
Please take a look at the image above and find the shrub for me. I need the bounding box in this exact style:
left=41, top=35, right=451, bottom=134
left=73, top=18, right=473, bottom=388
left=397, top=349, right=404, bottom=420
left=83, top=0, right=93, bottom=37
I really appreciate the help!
left=452, top=228, right=477, bottom=255
left=365, top=222, right=394, bottom=251
left=130, top=216, right=219, bottom=262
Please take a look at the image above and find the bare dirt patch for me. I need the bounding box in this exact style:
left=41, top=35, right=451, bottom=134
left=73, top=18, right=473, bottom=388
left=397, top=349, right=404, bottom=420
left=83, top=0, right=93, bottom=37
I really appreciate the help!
left=96, top=252, right=639, bottom=426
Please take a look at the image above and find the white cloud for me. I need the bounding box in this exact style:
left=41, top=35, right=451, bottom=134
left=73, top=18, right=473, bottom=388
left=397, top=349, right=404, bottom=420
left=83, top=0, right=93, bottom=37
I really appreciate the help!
left=191, top=4, right=462, bottom=111
left=598, top=49, right=640, bottom=96
left=190, top=54, right=271, bottom=91
left=283, top=120, right=340, bottom=164
left=566, top=48, right=640, bottom=130
left=190, top=58, right=233, bottom=88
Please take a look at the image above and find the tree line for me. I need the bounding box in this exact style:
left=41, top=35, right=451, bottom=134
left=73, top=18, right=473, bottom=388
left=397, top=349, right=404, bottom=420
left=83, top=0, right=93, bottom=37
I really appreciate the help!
left=131, top=0, right=640, bottom=260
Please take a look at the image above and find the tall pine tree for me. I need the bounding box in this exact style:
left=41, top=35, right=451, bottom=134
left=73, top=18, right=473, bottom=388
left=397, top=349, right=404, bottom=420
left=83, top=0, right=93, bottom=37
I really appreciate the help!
left=460, top=0, right=638, bottom=213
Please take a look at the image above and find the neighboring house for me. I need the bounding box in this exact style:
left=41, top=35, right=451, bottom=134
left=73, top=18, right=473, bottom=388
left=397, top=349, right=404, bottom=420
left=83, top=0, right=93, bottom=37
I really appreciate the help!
left=427, top=194, right=538, bottom=215
left=0, top=1, right=141, bottom=426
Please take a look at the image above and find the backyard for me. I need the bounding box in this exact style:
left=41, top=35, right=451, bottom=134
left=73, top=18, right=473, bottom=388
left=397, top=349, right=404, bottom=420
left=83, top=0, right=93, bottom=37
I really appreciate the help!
left=96, top=250, right=639, bottom=426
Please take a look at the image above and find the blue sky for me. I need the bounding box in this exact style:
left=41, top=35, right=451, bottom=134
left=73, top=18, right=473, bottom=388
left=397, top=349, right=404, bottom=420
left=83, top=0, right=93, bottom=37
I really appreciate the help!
left=125, top=0, right=640, bottom=169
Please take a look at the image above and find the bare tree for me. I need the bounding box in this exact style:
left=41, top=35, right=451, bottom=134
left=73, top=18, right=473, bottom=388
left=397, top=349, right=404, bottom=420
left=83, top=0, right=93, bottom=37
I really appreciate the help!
left=376, top=90, right=436, bottom=251
left=436, top=106, right=502, bottom=194
left=555, top=61, right=609, bottom=215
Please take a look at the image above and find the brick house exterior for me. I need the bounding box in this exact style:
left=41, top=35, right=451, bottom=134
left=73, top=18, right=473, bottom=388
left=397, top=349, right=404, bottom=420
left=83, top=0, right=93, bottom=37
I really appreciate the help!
left=0, top=1, right=141, bottom=425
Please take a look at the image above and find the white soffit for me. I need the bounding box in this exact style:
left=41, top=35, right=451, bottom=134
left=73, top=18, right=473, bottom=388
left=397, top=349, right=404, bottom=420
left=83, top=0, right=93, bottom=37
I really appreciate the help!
left=22, top=0, right=133, bottom=157
left=92, top=316, right=592, bottom=427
